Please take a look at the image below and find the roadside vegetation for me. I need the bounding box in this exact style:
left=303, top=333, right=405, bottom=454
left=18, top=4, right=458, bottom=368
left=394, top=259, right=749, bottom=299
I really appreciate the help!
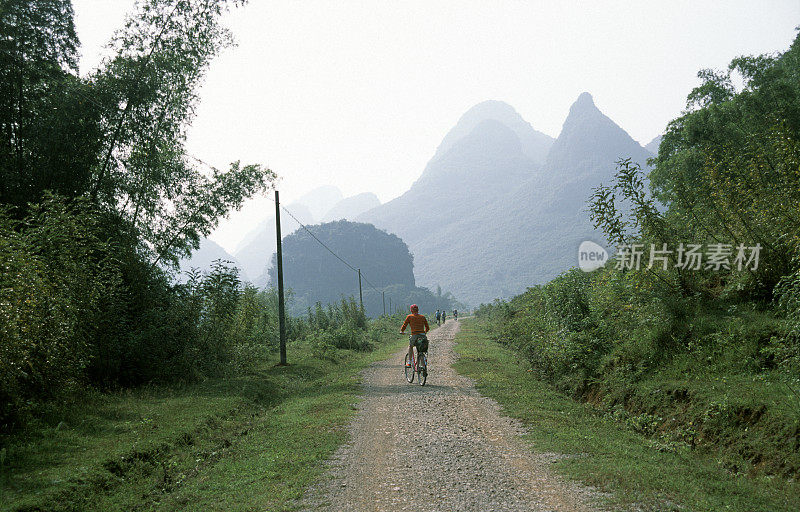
left=1, top=304, right=405, bottom=512
left=0, top=6, right=438, bottom=510
left=454, top=320, right=799, bottom=512
left=472, top=32, right=800, bottom=493
left=0, top=0, right=278, bottom=432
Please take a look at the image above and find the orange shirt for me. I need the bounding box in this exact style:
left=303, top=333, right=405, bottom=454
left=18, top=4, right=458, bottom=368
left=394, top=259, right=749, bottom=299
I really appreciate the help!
left=401, top=313, right=429, bottom=334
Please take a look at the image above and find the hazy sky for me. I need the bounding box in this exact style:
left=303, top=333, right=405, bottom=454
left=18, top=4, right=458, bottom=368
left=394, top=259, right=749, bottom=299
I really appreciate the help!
left=72, top=0, right=800, bottom=252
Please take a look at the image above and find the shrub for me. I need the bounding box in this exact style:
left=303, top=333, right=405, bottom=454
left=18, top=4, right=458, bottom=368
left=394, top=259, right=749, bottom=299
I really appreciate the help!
left=0, top=197, right=123, bottom=427
left=771, top=269, right=800, bottom=373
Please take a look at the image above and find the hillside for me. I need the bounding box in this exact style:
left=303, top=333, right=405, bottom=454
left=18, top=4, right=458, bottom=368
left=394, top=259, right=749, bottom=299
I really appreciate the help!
left=264, top=220, right=461, bottom=316
left=359, top=93, right=652, bottom=305
left=233, top=202, right=314, bottom=281
left=179, top=238, right=243, bottom=278
left=432, top=100, right=554, bottom=164
left=292, top=185, right=344, bottom=221
left=232, top=186, right=372, bottom=282
left=644, top=134, right=663, bottom=155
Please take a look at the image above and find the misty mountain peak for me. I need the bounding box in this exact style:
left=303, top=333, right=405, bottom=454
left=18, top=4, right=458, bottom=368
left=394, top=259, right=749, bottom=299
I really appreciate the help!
left=321, top=192, right=381, bottom=222
left=461, top=100, right=522, bottom=119
left=459, top=119, right=523, bottom=153
left=425, top=119, right=526, bottom=174
left=573, top=91, right=596, bottom=109
left=563, top=92, right=604, bottom=125
left=546, top=92, right=650, bottom=179
left=407, top=117, right=533, bottom=193
left=433, top=100, right=553, bottom=164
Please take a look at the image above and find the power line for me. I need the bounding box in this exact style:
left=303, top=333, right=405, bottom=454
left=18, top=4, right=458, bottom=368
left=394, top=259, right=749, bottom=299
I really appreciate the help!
left=275, top=200, right=388, bottom=297
left=67, top=76, right=398, bottom=309
left=278, top=203, right=358, bottom=273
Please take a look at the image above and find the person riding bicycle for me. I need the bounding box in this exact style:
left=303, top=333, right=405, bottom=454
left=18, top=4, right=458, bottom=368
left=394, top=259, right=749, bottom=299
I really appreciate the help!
left=435, top=309, right=441, bottom=325
left=401, top=304, right=429, bottom=368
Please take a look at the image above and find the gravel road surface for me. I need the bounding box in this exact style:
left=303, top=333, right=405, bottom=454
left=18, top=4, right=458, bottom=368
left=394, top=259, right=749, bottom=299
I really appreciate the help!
left=302, top=320, right=603, bottom=511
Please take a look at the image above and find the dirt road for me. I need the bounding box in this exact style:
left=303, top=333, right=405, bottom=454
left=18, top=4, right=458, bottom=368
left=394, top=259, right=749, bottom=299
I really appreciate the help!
left=302, top=320, right=602, bottom=511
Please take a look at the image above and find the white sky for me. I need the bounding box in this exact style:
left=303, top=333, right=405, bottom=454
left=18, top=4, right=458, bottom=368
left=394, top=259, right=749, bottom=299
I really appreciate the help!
left=72, top=0, right=800, bottom=252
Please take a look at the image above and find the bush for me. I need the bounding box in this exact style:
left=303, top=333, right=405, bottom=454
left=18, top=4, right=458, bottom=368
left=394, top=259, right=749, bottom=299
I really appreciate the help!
left=770, top=269, right=800, bottom=373
left=0, top=197, right=123, bottom=427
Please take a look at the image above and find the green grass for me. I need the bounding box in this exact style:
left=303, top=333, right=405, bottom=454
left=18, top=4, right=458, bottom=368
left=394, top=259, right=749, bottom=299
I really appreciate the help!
left=453, top=319, right=800, bottom=512
left=0, top=337, right=406, bottom=511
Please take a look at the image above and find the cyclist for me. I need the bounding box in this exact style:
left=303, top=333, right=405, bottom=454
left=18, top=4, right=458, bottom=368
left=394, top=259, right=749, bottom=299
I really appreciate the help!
left=435, top=309, right=441, bottom=325
left=401, top=304, right=429, bottom=368
left=453, top=309, right=458, bottom=321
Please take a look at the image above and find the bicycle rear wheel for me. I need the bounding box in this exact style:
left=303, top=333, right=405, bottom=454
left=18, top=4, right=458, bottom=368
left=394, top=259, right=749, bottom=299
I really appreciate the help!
left=404, top=353, right=414, bottom=383
left=417, top=353, right=427, bottom=386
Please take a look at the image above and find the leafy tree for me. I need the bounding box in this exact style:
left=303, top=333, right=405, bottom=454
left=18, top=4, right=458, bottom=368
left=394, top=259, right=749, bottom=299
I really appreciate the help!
left=649, top=32, right=800, bottom=295
left=2, top=0, right=273, bottom=264
left=86, top=0, right=271, bottom=267
left=0, top=195, right=123, bottom=426
left=0, top=0, right=103, bottom=208
left=0, top=0, right=281, bottom=427
left=585, top=32, right=800, bottom=375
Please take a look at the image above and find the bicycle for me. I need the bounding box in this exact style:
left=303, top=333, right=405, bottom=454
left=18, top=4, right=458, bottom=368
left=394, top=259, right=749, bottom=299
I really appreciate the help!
left=404, top=335, right=428, bottom=386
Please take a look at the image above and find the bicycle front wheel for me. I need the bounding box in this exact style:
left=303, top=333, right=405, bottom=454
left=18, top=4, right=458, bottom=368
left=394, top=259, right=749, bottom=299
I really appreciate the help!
left=417, top=353, right=427, bottom=386
left=404, top=353, right=414, bottom=383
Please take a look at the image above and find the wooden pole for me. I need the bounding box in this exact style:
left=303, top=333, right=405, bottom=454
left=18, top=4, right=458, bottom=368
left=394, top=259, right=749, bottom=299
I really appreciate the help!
left=275, top=190, right=287, bottom=365
left=357, top=268, right=363, bottom=310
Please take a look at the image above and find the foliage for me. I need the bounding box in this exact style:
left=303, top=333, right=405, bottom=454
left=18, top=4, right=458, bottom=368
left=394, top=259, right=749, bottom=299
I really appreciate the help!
left=0, top=0, right=100, bottom=210
left=774, top=268, right=800, bottom=373
left=473, top=33, right=800, bottom=482
left=1, top=0, right=274, bottom=264
left=0, top=0, right=284, bottom=430
left=305, top=298, right=373, bottom=359
left=649, top=33, right=800, bottom=297
left=579, top=32, right=800, bottom=382
left=88, top=0, right=273, bottom=267
left=0, top=195, right=122, bottom=427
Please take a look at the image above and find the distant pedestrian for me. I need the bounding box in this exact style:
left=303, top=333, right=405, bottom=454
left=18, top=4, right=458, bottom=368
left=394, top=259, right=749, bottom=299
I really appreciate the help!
left=453, top=309, right=458, bottom=321
left=435, top=309, right=441, bottom=325
left=441, top=310, right=447, bottom=323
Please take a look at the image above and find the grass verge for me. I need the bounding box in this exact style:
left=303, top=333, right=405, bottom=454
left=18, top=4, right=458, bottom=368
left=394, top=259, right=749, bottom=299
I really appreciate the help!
left=453, top=319, right=800, bottom=512
left=0, top=337, right=405, bottom=512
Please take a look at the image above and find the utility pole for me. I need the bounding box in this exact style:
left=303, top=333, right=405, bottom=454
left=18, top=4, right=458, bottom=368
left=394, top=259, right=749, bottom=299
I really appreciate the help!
left=275, top=190, right=287, bottom=366
left=357, top=268, right=363, bottom=310
left=382, top=291, right=386, bottom=316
